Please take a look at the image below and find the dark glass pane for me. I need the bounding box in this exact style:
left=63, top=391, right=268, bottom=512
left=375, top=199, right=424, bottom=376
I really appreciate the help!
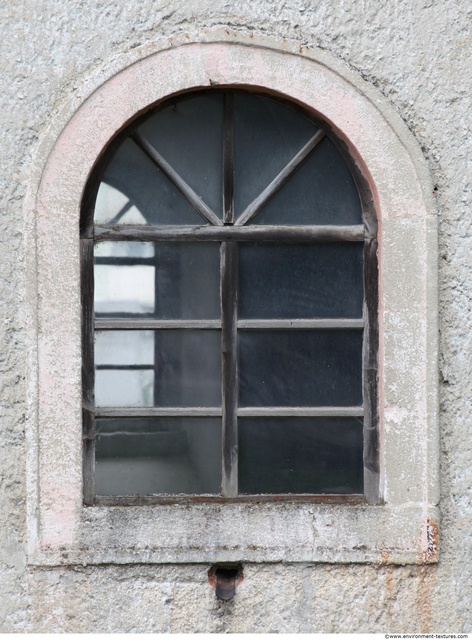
left=251, top=137, right=362, bottom=225
left=95, top=417, right=222, bottom=495
left=239, top=417, right=363, bottom=494
left=94, top=139, right=202, bottom=225
left=138, top=93, right=224, bottom=217
left=239, top=243, right=363, bottom=319
left=94, top=242, right=220, bottom=319
left=95, top=330, right=221, bottom=407
left=153, top=243, right=220, bottom=319
left=239, top=330, right=363, bottom=407
left=233, top=93, right=317, bottom=216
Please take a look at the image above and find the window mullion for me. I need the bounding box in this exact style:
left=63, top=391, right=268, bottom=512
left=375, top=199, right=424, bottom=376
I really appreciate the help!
left=363, top=234, right=380, bottom=504
left=152, top=246, right=160, bottom=407
left=223, top=92, right=234, bottom=224
left=221, top=241, right=238, bottom=497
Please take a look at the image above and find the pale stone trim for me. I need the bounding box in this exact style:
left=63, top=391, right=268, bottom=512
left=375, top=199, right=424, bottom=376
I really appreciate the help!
left=24, top=30, right=438, bottom=565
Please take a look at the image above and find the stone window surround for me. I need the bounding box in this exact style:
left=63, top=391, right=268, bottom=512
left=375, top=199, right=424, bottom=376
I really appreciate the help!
left=25, top=30, right=439, bottom=566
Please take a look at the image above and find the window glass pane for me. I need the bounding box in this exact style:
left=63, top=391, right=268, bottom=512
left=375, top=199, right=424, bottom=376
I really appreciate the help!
left=239, top=330, right=363, bottom=407
left=250, top=138, right=362, bottom=225
left=95, top=241, right=155, bottom=258
left=95, top=330, right=221, bottom=407
left=234, top=93, right=317, bottom=216
left=95, top=330, right=154, bottom=365
left=138, top=93, right=224, bottom=217
left=153, top=243, right=221, bottom=319
left=239, top=417, right=363, bottom=494
left=95, top=417, right=222, bottom=495
left=94, top=263, right=155, bottom=315
left=94, top=242, right=220, bottom=319
left=239, top=243, right=364, bottom=319
left=95, top=368, right=154, bottom=407
left=94, top=139, right=203, bottom=225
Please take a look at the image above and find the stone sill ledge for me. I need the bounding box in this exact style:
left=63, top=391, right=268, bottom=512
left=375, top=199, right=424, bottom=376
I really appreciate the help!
left=29, top=503, right=439, bottom=566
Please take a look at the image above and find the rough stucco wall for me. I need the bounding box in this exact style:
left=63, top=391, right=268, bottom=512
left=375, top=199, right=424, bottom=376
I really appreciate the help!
left=0, top=0, right=470, bottom=632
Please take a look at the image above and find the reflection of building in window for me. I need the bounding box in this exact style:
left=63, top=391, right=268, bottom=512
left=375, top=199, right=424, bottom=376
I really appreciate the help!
left=81, top=90, right=377, bottom=503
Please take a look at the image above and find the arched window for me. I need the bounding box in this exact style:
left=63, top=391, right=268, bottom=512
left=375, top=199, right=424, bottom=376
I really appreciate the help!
left=81, top=89, right=378, bottom=503
left=28, top=40, right=437, bottom=565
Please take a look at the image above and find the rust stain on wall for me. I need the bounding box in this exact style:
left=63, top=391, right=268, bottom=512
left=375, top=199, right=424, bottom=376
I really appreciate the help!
left=416, top=566, right=437, bottom=633
left=420, top=519, right=439, bottom=564
left=385, top=567, right=393, bottom=596
left=412, top=518, right=439, bottom=631
left=381, top=550, right=392, bottom=564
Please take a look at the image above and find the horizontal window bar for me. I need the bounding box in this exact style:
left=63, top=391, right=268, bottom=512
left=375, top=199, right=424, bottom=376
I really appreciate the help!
left=95, top=407, right=223, bottom=417
left=95, top=312, right=156, bottom=319
left=237, top=407, right=364, bottom=417
left=94, top=494, right=367, bottom=506
left=94, top=256, right=156, bottom=265
left=237, top=319, right=364, bottom=329
left=94, top=224, right=365, bottom=243
left=96, top=364, right=154, bottom=370
left=94, top=319, right=363, bottom=330
left=93, top=406, right=363, bottom=418
left=95, top=319, right=222, bottom=330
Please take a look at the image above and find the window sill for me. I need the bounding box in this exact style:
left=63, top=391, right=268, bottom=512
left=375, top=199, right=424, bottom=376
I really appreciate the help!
left=29, top=500, right=439, bottom=566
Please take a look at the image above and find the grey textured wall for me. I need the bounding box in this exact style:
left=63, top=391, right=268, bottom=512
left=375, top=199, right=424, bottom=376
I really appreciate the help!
left=1, top=0, right=470, bottom=632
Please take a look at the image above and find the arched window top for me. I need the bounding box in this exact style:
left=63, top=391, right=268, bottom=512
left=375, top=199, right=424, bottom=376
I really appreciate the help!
left=84, top=90, right=365, bottom=231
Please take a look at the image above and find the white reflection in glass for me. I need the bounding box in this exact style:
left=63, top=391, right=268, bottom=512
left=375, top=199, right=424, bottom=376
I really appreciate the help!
left=95, top=241, right=154, bottom=258
left=95, top=331, right=154, bottom=365
left=95, top=369, right=154, bottom=407
left=94, top=265, right=155, bottom=315
left=95, top=182, right=148, bottom=225
left=95, top=331, right=155, bottom=407
left=94, top=138, right=204, bottom=226
left=94, top=330, right=221, bottom=408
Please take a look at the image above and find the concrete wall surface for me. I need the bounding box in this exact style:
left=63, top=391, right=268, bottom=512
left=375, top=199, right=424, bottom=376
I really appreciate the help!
left=1, top=0, right=471, bottom=632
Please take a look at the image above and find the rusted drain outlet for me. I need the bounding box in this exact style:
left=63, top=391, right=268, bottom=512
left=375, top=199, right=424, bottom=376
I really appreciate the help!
left=208, top=563, right=244, bottom=601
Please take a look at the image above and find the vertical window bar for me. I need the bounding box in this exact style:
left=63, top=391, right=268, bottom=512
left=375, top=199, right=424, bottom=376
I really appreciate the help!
left=81, top=238, right=96, bottom=504
left=363, top=233, right=380, bottom=504
left=223, top=93, right=235, bottom=224
left=221, top=241, right=238, bottom=496
left=153, top=247, right=159, bottom=406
